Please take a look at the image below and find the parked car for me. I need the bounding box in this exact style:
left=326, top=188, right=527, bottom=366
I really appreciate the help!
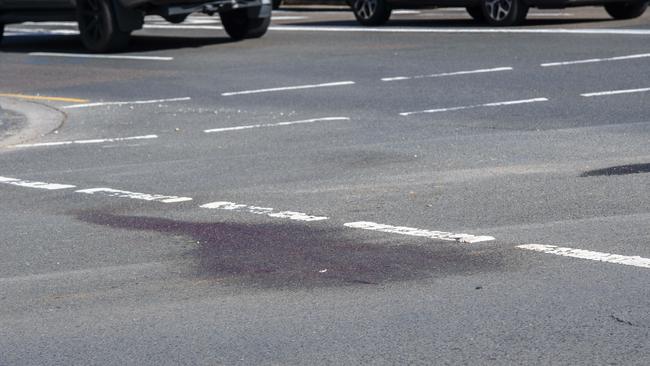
left=350, top=0, right=648, bottom=26
left=0, top=0, right=272, bottom=52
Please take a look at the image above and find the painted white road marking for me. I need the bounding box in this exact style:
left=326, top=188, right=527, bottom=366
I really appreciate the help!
left=541, top=52, right=650, bottom=67
left=204, top=117, right=350, bottom=133
left=400, top=97, right=548, bottom=116
left=581, top=87, right=650, bottom=97
left=518, top=244, right=650, bottom=269
left=382, top=66, right=513, bottom=82
left=201, top=201, right=328, bottom=222
left=29, top=52, right=173, bottom=61
left=344, top=221, right=495, bottom=243
left=0, top=176, right=76, bottom=190
left=76, top=188, right=192, bottom=203
left=13, top=135, right=158, bottom=148
left=5, top=27, right=79, bottom=35
left=63, top=97, right=190, bottom=109
left=222, top=81, right=355, bottom=96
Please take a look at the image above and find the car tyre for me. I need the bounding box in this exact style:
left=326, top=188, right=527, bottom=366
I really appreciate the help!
left=352, top=0, right=392, bottom=26
left=164, top=14, right=188, bottom=24
left=76, top=0, right=131, bottom=52
left=604, top=0, right=648, bottom=19
left=466, top=5, right=486, bottom=21
left=0, top=24, right=4, bottom=45
left=220, top=9, right=270, bottom=40
left=481, top=0, right=528, bottom=26
left=272, top=0, right=282, bottom=10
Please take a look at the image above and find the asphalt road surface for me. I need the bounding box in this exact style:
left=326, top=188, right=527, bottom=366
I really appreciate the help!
left=1, top=6, right=649, bottom=365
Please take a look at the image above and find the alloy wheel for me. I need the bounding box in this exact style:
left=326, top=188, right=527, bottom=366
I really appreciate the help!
left=484, top=0, right=513, bottom=21
left=354, top=0, right=378, bottom=20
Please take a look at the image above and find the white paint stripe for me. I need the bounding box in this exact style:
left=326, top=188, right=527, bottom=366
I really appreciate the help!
left=0, top=176, right=75, bottom=190
left=204, top=117, right=350, bottom=133
left=63, top=97, right=190, bottom=109
left=29, top=52, right=173, bottom=61
left=400, top=97, right=548, bottom=116
left=221, top=81, right=355, bottom=96
left=6, top=27, right=79, bottom=35
left=344, top=221, right=494, bottom=243
left=200, top=201, right=328, bottom=222
left=13, top=135, right=158, bottom=148
left=76, top=188, right=192, bottom=203
left=382, top=66, right=513, bottom=82
left=581, top=87, right=650, bottom=97
left=541, top=52, right=650, bottom=67
left=517, top=244, right=650, bottom=269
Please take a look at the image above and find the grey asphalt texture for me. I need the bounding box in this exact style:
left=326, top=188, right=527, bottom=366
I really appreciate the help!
left=0, top=7, right=649, bottom=365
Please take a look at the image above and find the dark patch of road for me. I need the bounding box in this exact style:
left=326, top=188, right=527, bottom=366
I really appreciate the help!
left=74, top=210, right=513, bottom=289
left=581, top=163, right=650, bottom=177
left=0, top=107, right=26, bottom=142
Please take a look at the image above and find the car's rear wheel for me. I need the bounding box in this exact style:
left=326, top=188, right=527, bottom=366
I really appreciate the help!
left=352, top=0, right=392, bottom=26
left=481, top=0, right=528, bottom=26
left=466, top=5, right=485, bottom=21
left=604, top=0, right=648, bottom=19
left=76, top=0, right=131, bottom=52
left=220, top=9, right=270, bottom=40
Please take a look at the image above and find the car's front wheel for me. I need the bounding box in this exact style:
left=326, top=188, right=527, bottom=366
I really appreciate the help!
left=481, top=0, right=528, bottom=26
left=352, top=0, right=392, bottom=26
left=604, top=0, right=648, bottom=19
left=76, top=0, right=131, bottom=52
left=220, top=9, right=270, bottom=40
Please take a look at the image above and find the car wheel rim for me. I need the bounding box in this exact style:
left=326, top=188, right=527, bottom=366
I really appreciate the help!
left=485, top=0, right=512, bottom=21
left=354, top=0, right=378, bottom=19
left=80, top=0, right=106, bottom=42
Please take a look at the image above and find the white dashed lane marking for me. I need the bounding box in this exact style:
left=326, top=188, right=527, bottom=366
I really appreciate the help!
left=382, top=66, right=513, bottom=82
left=12, top=135, right=158, bottom=148
left=221, top=81, right=356, bottom=96
left=29, top=52, right=174, bottom=61
left=204, top=117, right=350, bottom=133
left=541, top=52, right=650, bottom=67
left=518, top=244, right=650, bottom=269
left=200, top=201, right=328, bottom=222
left=76, top=188, right=192, bottom=203
left=400, top=97, right=549, bottom=116
left=581, top=87, right=650, bottom=97
left=0, top=176, right=76, bottom=190
left=63, top=97, right=191, bottom=109
left=344, top=221, right=495, bottom=243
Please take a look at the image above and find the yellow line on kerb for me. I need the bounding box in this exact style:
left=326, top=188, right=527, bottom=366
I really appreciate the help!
left=0, top=93, right=89, bottom=103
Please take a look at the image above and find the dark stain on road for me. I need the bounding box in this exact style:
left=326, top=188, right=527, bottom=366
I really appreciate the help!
left=74, top=210, right=511, bottom=289
left=581, top=163, right=650, bottom=177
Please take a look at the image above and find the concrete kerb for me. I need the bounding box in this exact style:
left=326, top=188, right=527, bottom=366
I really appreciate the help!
left=0, top=96, right=66, bottom=148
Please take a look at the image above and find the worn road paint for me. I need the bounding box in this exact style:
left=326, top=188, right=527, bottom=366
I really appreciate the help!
left=0, top=93, right=88, bottom=103
left=29, top=52, right=174, bottom=61
left=13, top=135, right=158, bottom=148
left=63, top=97, right=190, bottom=109
left=200, top=201, right=328, bottom=222
left=541, top=53, right=650, bottom=67
left=221, top=81, right=355, bottom=96
left=517, top=244, right=650, bottom=269
left=400, top=97, right=548, bottom=116
left=382, top=67, right=513, bottom=82
left=581, top=87, right=650, bottom=97
left=0, top=176, right=76, bottom=190
left=344, top=221, right=495, bottom=243
left=204, top=117, right=350, bottom=133
left=76, top=188, right=192, bottom=203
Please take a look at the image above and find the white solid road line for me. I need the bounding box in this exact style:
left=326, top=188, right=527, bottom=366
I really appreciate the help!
left=13, top=135, right=158, bottom=148
left=541, top=52, right=650, bottom=67
left=76, top=188, right=192, bottom=203
left=29, top=52, right=173, bottom=61
left=400, top=97, right=548, bottom=116
left=221, top=81, right=356, bottom=96
left=0, top=176, right=76, bottom=190
left=63, top=97, right=191, bottom=109
left=201, top=201, right=328, bottom=222
left=344, top=221, right=495, bottom=244
left=518, top=244, right=650, bottom=269
left=581, top=87, right=650, bottom=97
left=382, top=66, right=513, bottom=82
left=204, top=117, right=350, bottom=133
